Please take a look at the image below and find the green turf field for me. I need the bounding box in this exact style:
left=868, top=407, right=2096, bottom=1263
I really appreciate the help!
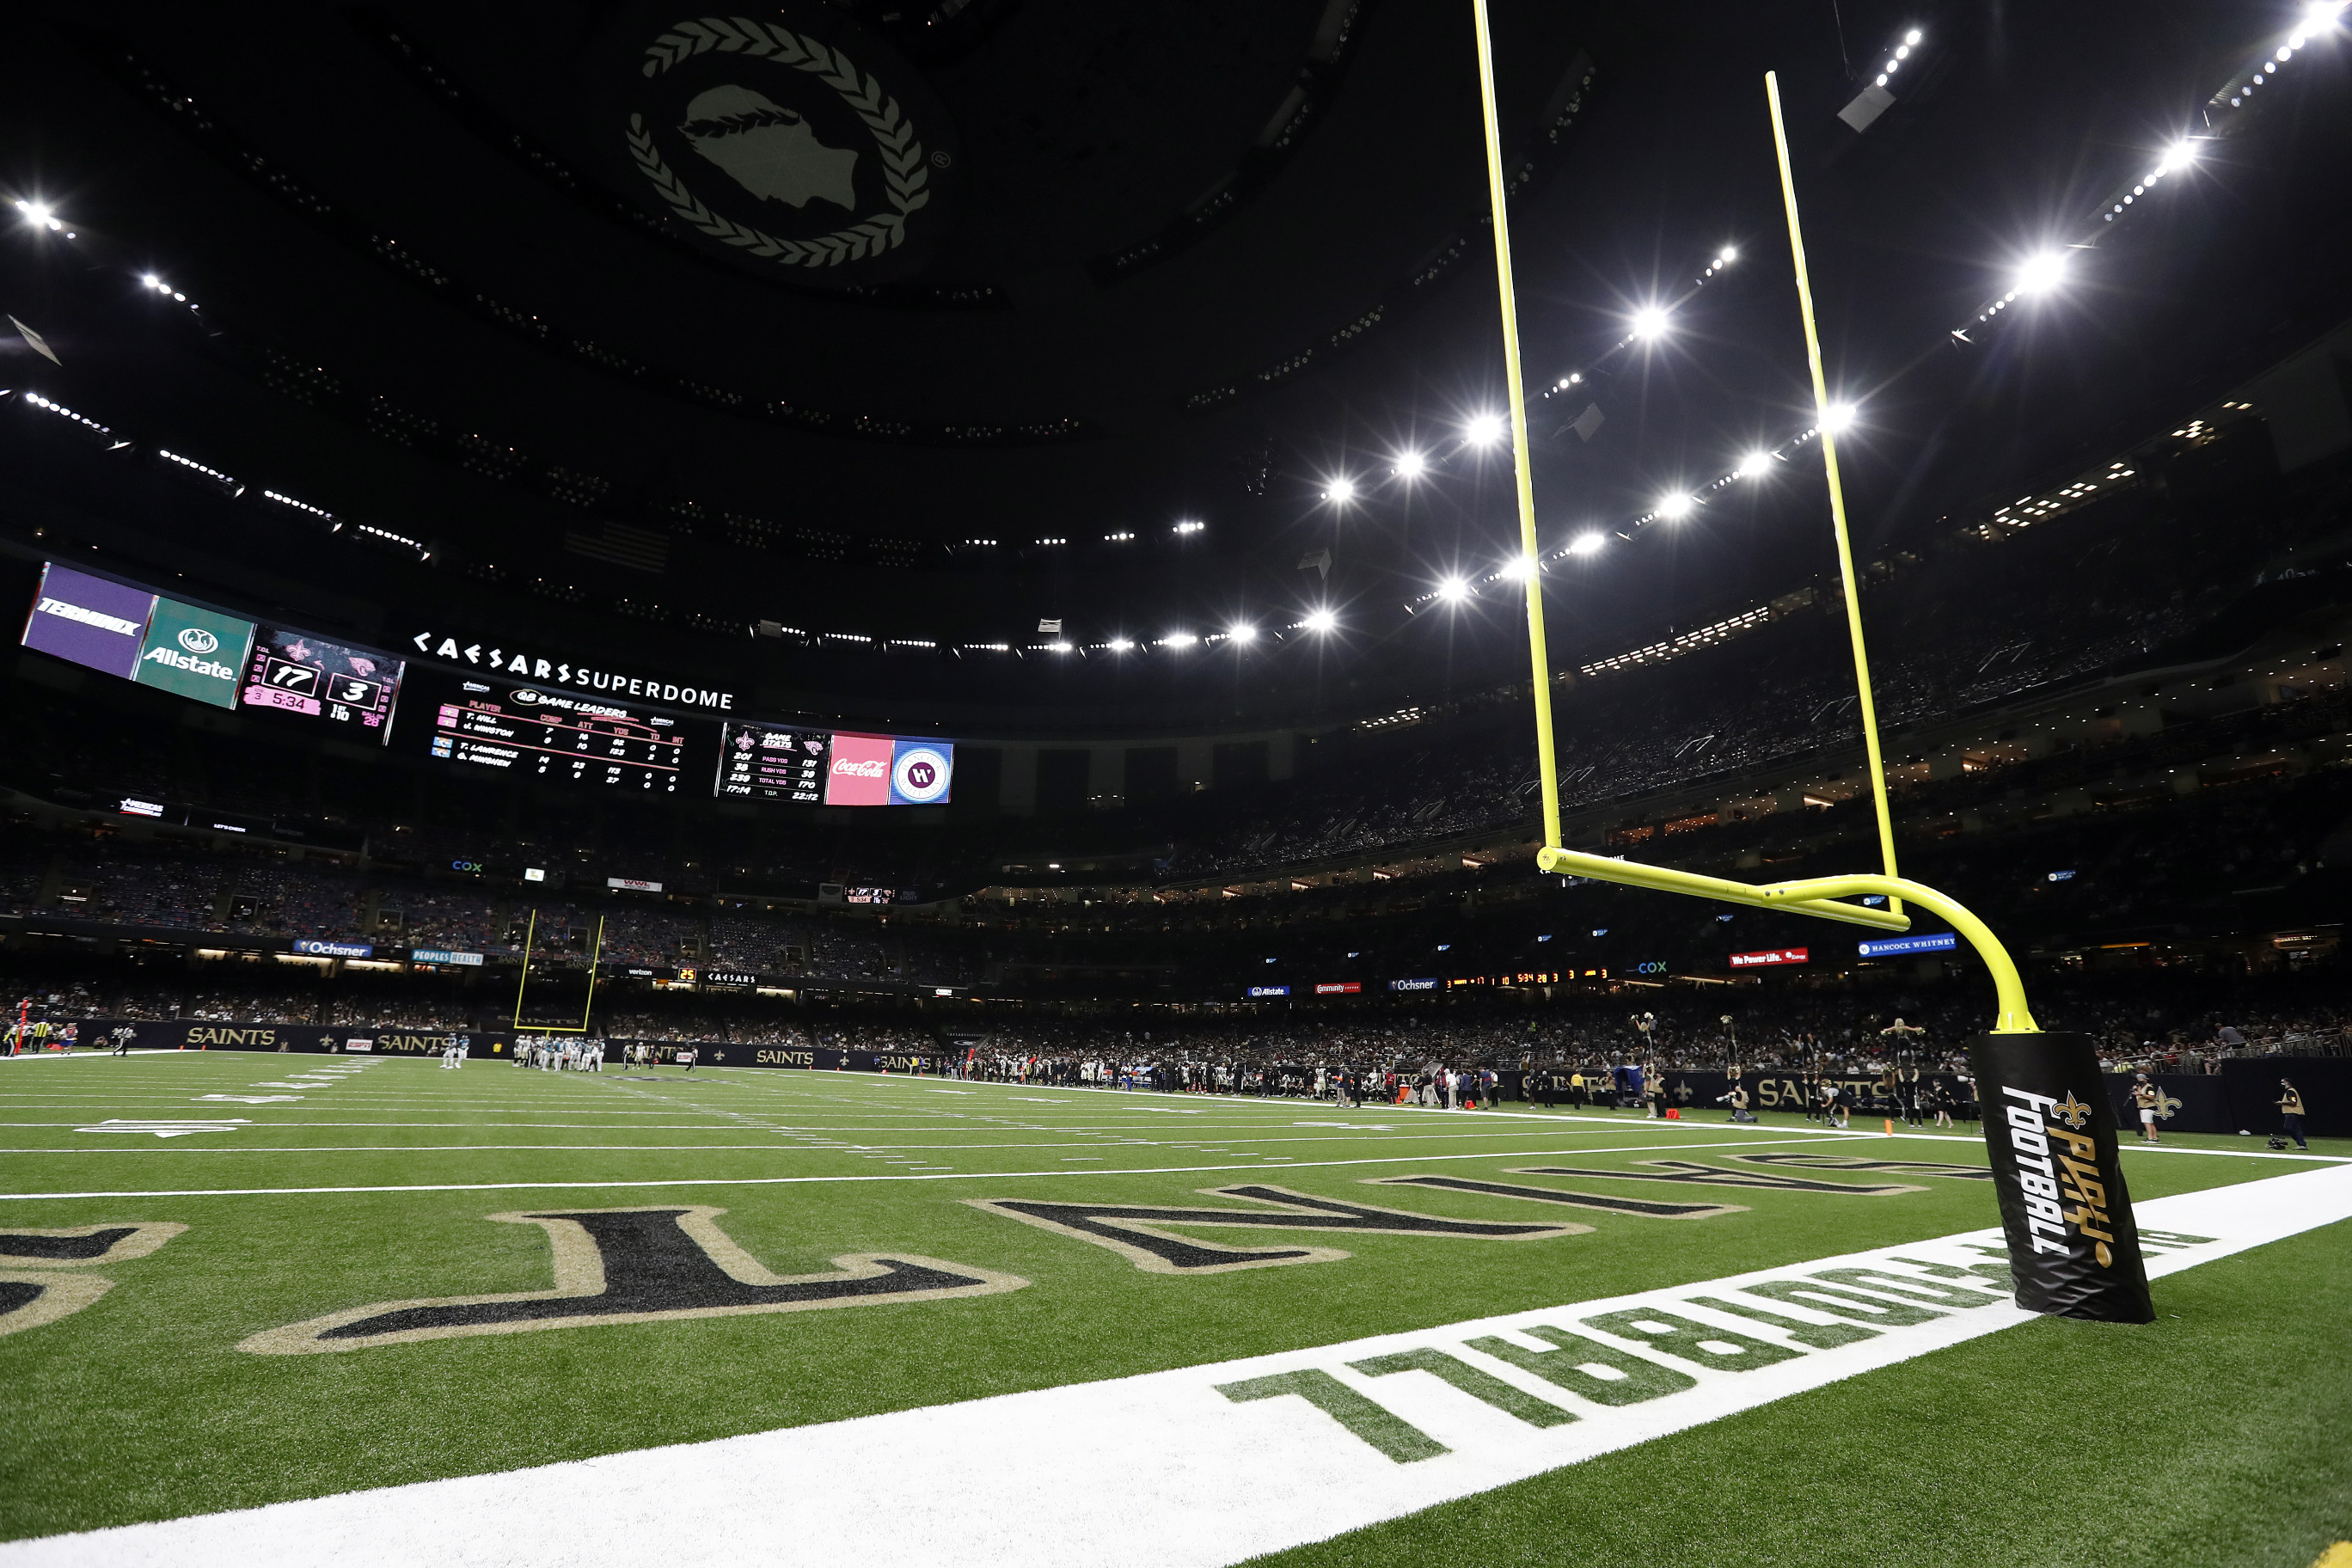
left=2, top=1050, right=2346, bottom=1565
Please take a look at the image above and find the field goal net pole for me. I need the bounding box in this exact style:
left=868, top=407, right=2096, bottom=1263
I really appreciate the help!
left=1469, top=9, right=2150, bottom=1317
left=510, top=911, right=606, bottom=1036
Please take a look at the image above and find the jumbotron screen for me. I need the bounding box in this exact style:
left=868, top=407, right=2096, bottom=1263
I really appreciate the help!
left=407, top=674, right=696, bottom=792
left=717, top=721, right=953, bottom=805
left=239, top=627, right=404, bottom=743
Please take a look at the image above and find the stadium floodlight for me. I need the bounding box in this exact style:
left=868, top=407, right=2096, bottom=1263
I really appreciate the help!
left=1819, top=402, right=1857, bottom=434
left=1303, top=608, right=1338, bottom=634
left=1393, top=450, right=1427, bottom=479
left=1323, top=475, right=1357, bottom=504
left=1567, top=531, right=1606, bottom=556
left=2016, top=250, right=2068, bottom=295
left=1106, top=636, right=1134, bottom=652
left=1227, top=622, right=1257, bottom=643
left=1736, top=450, right=1773, bottom=478
left=1162, top=631, right=1197, bottom=647
left=1047, top=641, right=1073, bottom=653
left=1464, top=412, right=1507, bottom=446
left=1631, top=306, right=1670, bottom=340
left=1657, top=493, right=1694, bottom=520
left=15, top=200, right=58, bottom=231
left=1718, top=247, right=1737, bottom=265
left=1498, top=554, right=1537, bottom=579
left=1435, top=576, right=1472, bottom=603
left=1905, top=27, right=1922, bottom=43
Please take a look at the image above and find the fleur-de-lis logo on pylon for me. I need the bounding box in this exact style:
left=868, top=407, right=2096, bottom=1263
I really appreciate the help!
left=2051, top=1093, right=2094, bottom=1130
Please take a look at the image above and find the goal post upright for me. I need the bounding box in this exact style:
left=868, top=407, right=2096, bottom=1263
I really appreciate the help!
left=1470, top=0, right=1562, bottom=853
left=1764, top=70, right=1904, bottom=920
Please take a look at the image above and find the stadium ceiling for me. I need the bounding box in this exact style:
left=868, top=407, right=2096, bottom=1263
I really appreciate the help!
left=2, top=0, right=2349, bottom=731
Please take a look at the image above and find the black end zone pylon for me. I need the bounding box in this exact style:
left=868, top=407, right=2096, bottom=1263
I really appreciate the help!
left=1966, top=1032, right=2153, bottom=1323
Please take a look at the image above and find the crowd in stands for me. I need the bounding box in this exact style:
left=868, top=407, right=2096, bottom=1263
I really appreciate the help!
left=8, top=958, right=2342, bottom=1081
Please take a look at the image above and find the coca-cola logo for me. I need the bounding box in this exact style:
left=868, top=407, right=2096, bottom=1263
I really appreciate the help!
left=831, top=757, right=887, bottom=777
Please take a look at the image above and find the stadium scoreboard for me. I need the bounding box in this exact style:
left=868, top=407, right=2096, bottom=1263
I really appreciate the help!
left=418, top=677, right=687, bottom=790
left=718, top=721, right=830, bottom=802
left=241, top=628, right=402, bottom=738
left=717, top=721, right=955, bottom=805
left=20, top=563, right=954, bottom=799
left=21, top=562, right=406, bottom=741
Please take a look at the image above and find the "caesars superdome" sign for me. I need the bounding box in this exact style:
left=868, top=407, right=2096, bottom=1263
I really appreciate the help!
left=407, top=629, right=736, bottom=712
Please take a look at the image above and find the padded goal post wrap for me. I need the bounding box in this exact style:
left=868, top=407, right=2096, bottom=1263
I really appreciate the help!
left=1966, top=1032, right=2153, bottom=1323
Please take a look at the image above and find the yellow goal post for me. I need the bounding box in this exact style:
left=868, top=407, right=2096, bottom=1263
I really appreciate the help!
left=1466, top=1, right=2038, bottom=1034
left=510, top=910, right=607, bottom=1035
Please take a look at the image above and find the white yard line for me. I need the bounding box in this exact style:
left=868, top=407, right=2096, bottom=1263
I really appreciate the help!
left=0, top=1128, right=1754, bottom=1155
left=0, top=1134, right=1847, bottom=1200
left=10, top=1165, right=2344, bottom=1568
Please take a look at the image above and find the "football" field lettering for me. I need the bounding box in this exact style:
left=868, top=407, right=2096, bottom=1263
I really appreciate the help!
left=242, top=1206, right=1026, bottom=1353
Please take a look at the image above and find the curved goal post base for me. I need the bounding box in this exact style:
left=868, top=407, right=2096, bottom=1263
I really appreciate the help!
left=1969, top=1032, right=2156, bottom=1323
left=1529, top=845, right=2153, bottom=1320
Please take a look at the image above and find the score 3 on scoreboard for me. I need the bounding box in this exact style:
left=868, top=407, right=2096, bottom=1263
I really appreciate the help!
left=716, top=722, right=954, bottom=805
left=421, top=678, right=689, bottom=791
left=240, top=628, right=402, bottom=738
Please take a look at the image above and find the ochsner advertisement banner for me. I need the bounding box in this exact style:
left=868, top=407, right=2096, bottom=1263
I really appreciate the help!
left=1965, top=1032, right=2153, bottom=1323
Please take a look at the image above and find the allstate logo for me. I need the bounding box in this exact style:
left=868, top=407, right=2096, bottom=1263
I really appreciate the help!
left=891, top=745, right=951, bottom=803
left=511, top=689, right=542, bottom=704
left=177, top=626, right=219, bottom=654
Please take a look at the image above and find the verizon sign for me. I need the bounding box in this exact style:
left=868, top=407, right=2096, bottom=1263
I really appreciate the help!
left=1729, top=948, right=1810, bottom=968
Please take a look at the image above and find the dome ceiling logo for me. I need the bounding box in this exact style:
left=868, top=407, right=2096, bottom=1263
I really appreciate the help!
left=612, top=11, right=961, bottom=279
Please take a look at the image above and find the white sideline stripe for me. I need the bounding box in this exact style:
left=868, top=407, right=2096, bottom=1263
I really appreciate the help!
left=9, top=1167, right=2346, bottom=1568
left=0, top=1135, right=1838, bottom=1200
left=0, top=1129, right=1744, bottom=1155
